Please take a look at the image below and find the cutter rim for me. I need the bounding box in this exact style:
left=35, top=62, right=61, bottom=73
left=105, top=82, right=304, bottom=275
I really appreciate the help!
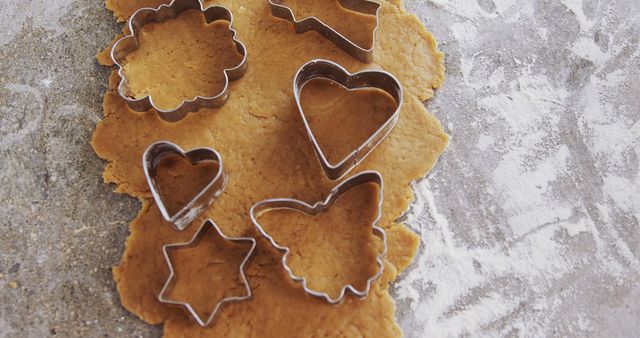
left=110, top=0, right=248, bottom=122
left=268, top=0, right=382, bottom=63
left=293, top=59, right=403, bottom=181
left=249, top=170, right=388, bottom=304
left=142, top=141, right=226, bottom=231
left=158, top=219, right=256, bottom=327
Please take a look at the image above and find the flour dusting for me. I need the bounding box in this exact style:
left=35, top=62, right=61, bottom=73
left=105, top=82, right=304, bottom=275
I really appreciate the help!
left=0, top=0, right=637, bottom=336
left=399, top=0, right=640, bottom=336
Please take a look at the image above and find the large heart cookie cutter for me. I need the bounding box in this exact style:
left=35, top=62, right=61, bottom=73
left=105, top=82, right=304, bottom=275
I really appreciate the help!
left=143, top=141, right=226, bottom=231
left=294, top=59, right=403, bottom=180
left=269, top=0, right=381, bottom=62
left=250, top=170, right=388, bottom=304
left=111, top=0, right=248, bottom=122
left=158, top=219, right=256, bottom=327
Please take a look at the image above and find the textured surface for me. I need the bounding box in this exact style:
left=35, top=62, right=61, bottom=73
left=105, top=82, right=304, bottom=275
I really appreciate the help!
left=93, top=0, right=446, bottom=336
left=0, top=1, right=638, bottom=338
left=121, top=13, right=244, bottom=111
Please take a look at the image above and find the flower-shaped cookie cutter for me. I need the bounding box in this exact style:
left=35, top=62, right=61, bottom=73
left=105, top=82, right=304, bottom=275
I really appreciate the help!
left=143, top=141, right=226, bottom=231
left=158, top=219, right=256, bottom=327
left=294, top=59, right=403, bottom=181
left=269, top=0, right=381, bottom=63
left=250, top=170, right=388, bottom=304
left=111, top=0, right=248, bottom=122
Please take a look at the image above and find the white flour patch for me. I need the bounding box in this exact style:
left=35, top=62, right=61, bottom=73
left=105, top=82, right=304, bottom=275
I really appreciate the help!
left=561, top=0, right=594, bottom=33
left=560, top=217, right=590, bottom=237
left=477, top=74, right=568, bottom=131
left=571, top=37, right=607, bottom=65
left=492, top=145, right=573, bottom=237
left=398, top=0, right=640, bottom=336
left=477, top=134, right=493, bottom=151
left=417, top=0, right=496, bottom=19
left=395, top=181, right=585, bottom=336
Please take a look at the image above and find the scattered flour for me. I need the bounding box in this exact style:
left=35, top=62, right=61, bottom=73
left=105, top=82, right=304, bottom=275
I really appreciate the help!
left=560, top=0, right=594, bottom=32
left=1, top=0, right=637, bottom=336
left=397, top=0, right=640, bottom=336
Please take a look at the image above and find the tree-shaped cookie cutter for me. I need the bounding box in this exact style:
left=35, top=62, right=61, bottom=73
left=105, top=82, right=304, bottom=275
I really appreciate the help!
left=143, top=141, right=226, bottom=231
left=111, top=0, right=248, bottom=122
left=158, top=219, right=256, bottom=327
left=294, top=59, right=403, bottom=181
left=250, top=170, right=388, bottom=304
left=269, top=0, right=382, bottom=63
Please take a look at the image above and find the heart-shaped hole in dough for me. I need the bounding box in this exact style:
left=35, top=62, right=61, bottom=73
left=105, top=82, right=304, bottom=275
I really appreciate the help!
left=300, top=78, right=397, bottom=165
left=144, top=142, right=226, bottom=231
left=294, top=60, right=403, bottom=180
left=155, top=155, right=220, bottom=216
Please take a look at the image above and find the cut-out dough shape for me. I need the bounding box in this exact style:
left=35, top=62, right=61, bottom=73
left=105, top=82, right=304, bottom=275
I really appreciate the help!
left=251, top=171, right=387, bottom=303
left=158, top=219, right=256, bottom=327
left=111, top=0, right=248, bottom=121
left=294, top=59, right=402, bottom=180
left=143, top=141, right=226, bottom=231
left=269, top=0, right=381, bottom=62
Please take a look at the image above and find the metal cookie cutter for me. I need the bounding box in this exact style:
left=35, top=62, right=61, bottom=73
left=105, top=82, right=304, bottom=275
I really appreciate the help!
left=143, top=141, right=226, bottom=231
left=269, top=0, right=381, bottom=62
left=250, top=170, right=388, bottom=304
left=294, top=59, right=403, bottom=180
left=158, top=219, right=256, bottom=327
left=111, top=0, right=248, bottom=122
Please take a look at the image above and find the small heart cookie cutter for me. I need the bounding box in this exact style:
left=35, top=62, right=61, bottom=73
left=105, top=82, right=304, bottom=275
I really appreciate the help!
left=143, top=141, right=226, bottom=231
left=111, top=0, right=248, bottom=122
left=250, top=170, right=388, bottom=304
left=294, top=59, right=403, bottom=181
left=268, top=0, right=381, bottom=62
left=158, top=219, right=256, bottom=327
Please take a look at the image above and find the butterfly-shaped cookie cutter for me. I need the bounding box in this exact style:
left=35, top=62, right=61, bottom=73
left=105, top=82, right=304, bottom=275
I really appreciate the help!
left=158, top=219, right=256, bottom=327
left=143, top=141, right=226, bottom=231
left=111, top=0, right=248, bottom=122
left=294, top=59, right=403, bottom=181
left=269, top=0, right=381, bottom=62
left=250, top=170, right=388, bottom=304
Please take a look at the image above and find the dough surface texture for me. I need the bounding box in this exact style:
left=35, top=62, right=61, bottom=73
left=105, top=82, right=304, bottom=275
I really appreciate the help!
left=94, top=0, right=447, bottom=336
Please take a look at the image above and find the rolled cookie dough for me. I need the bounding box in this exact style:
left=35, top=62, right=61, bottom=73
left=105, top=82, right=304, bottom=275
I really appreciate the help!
left=94, top=0, right=447, bottom=336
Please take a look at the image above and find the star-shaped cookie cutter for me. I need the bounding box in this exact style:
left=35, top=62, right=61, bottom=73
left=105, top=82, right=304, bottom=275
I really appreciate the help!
left=294, top=59, right=403, bottom=181
left=250, top=170, right=388, bottom=304
left=268, top=0, right=381, bottom=63
left=158, top=219, right=256, bottom=327
left=143, top=141, right=226, bottom=231
left=111, top=0, right=248, bottom=122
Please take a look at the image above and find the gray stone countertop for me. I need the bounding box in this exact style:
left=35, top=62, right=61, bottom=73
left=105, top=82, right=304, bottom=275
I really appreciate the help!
left=0, top=0, right=638, bottom=337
